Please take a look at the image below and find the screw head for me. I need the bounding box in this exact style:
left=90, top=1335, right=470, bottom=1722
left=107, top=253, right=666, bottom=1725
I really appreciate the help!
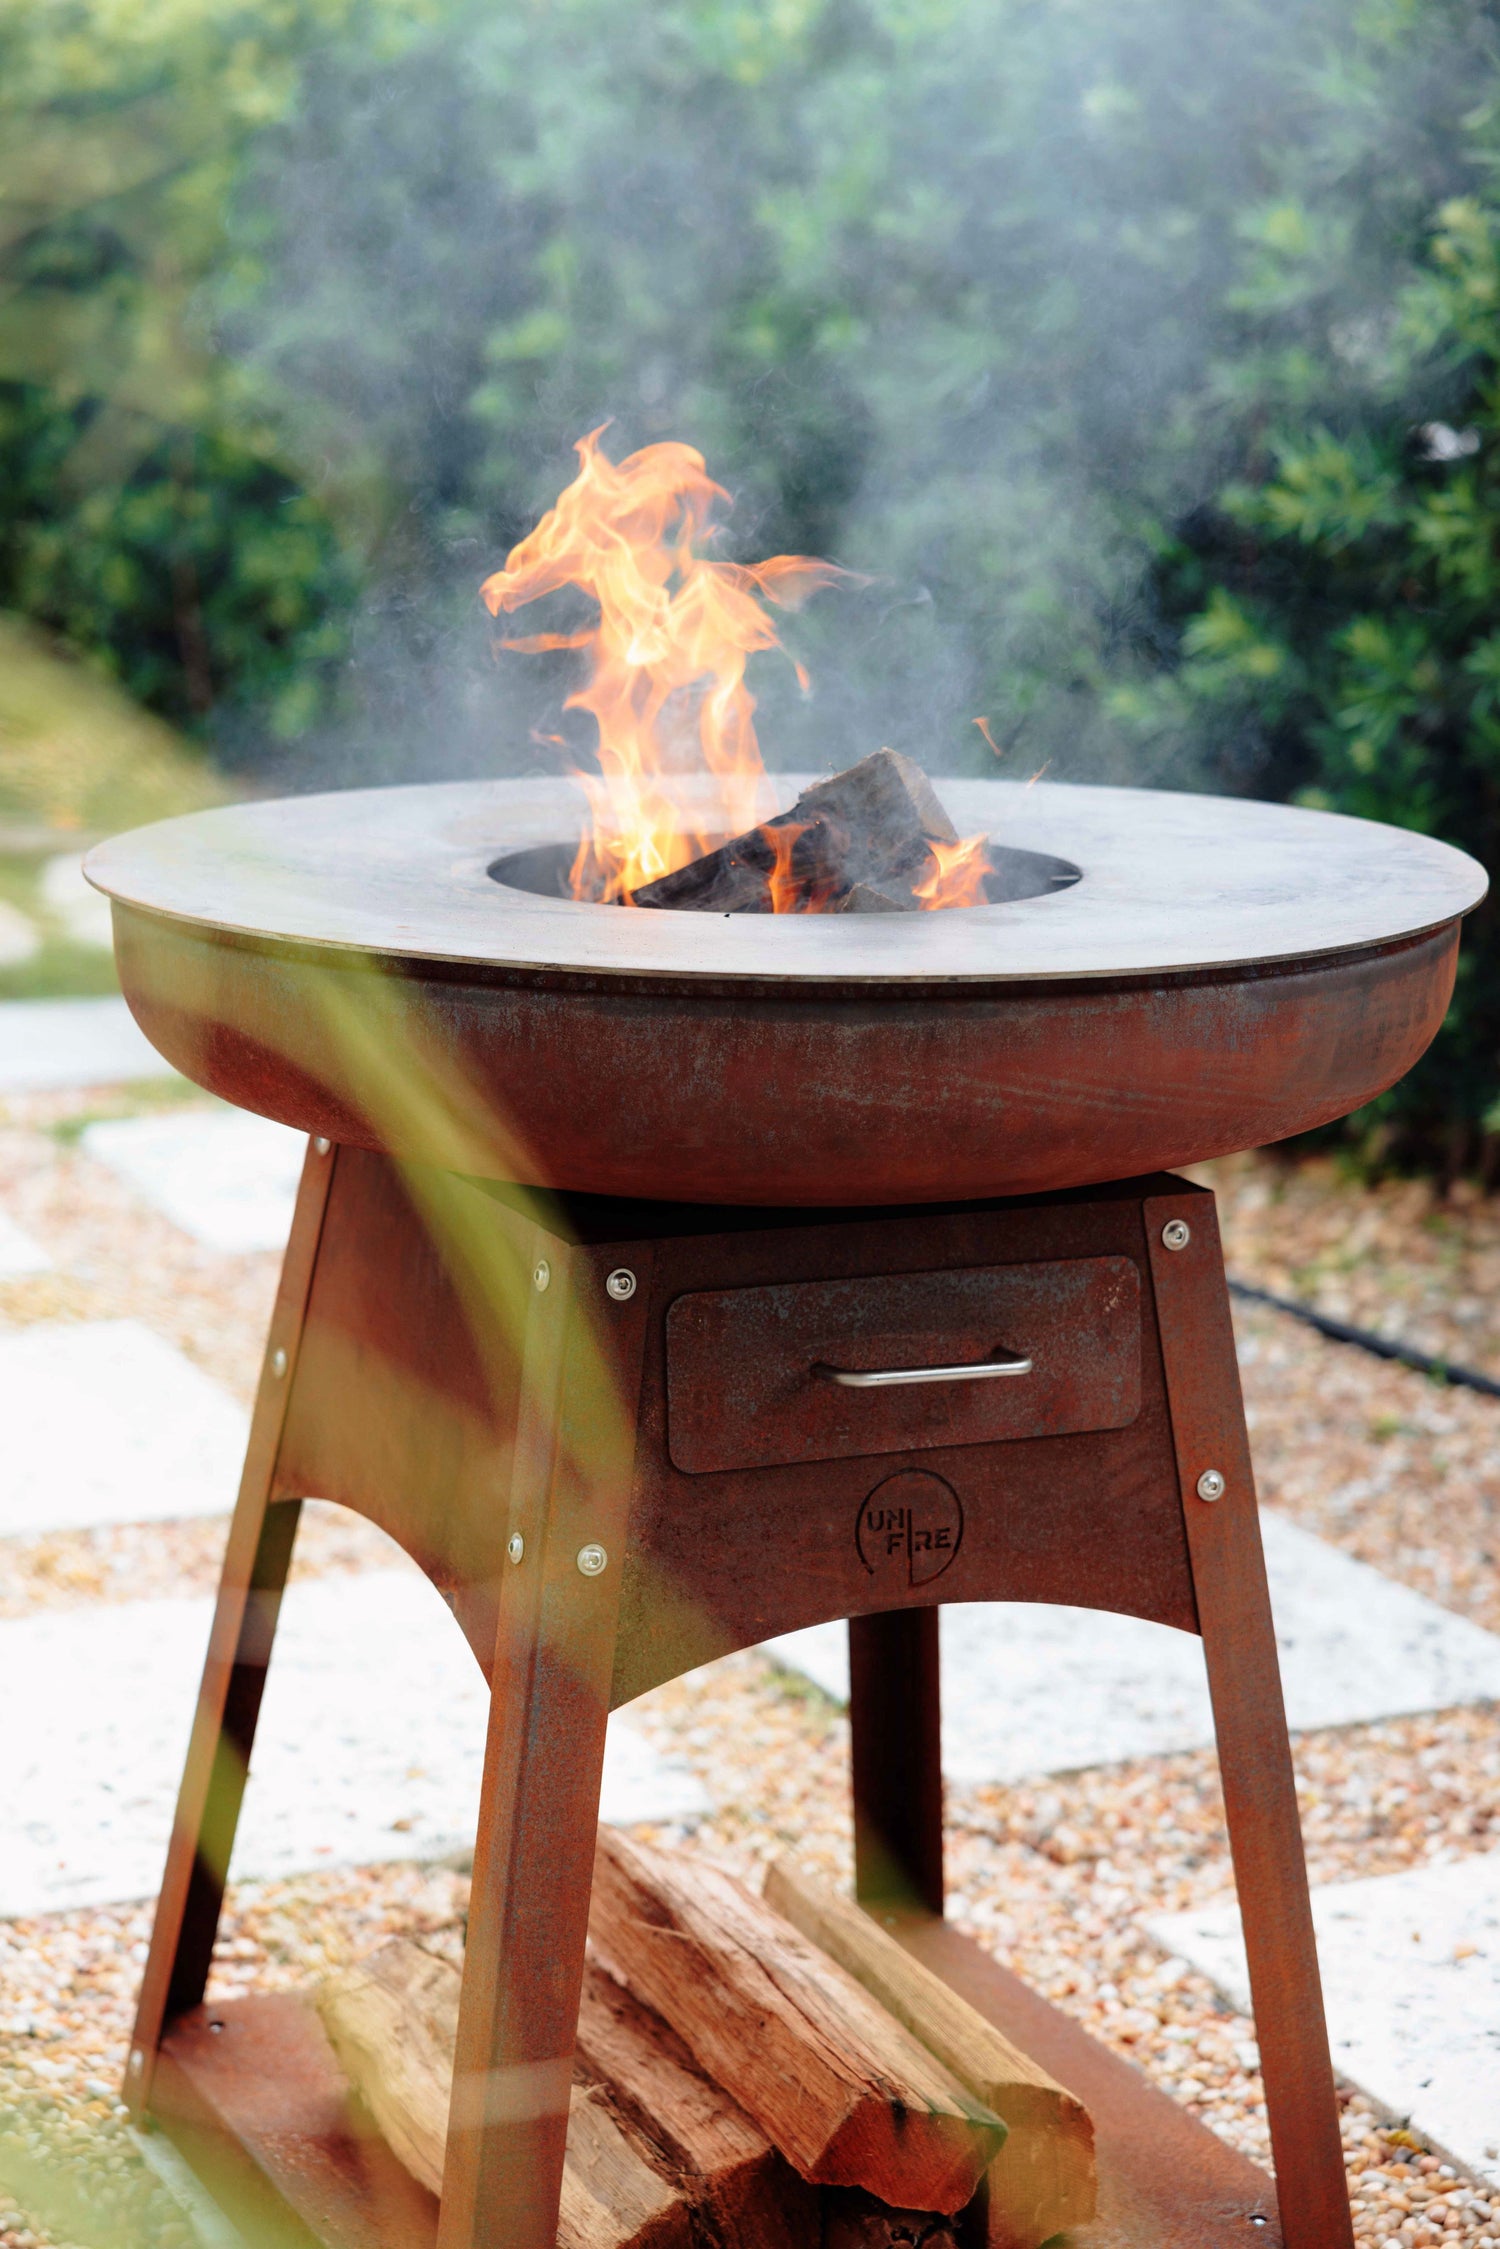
left=507, top=1532, right=525, bottom=1565
left=577, top=1542, right=608, bottom=1577
left=533, top=1259, right=551, bottom=1292
left=313, top=1135, right=332, bottom=1156
left=270, top=1347, right=288, bottom=1380
left=1196, top=1468, right=1226, bottom=1502
left=605, top=1268, right=637, bottom=1302
left=1161, top=1218, right=1192, bottom=1251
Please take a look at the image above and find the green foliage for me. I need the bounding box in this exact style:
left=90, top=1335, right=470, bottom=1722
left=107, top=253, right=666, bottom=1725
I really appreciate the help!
left=1146, top=187, right=1500, bottom=1169
left=0, top=0, right=414, bottom=749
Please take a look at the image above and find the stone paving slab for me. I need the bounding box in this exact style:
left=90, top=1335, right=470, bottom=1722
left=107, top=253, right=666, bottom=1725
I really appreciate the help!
left=0, top=1208, right=51, bottom=1277
left=765, top=1512, right=1500, bottom=1779
left=41, top=854, right=114, bottom=949
left=0, top=998, right=178, bottom=1092
left=0, top=1570, right=709, bottom=1920
left=1149, top=1851, right=1500, bottom=2189
left=80, top=1109, right=305, bottom=1254
left=0, top=1320, right=248, bottom=1537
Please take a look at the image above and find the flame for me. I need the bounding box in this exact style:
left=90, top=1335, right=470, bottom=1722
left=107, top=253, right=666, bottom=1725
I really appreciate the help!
left=914, top=833, right=991, bottom=910
left=761, top=820, right=811, bottom=915
left=480, top=428, right=845, bottom=905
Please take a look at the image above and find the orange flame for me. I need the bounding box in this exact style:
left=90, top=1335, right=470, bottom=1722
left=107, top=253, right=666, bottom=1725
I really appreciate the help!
left=480, top=428, right=846, bottom=904
left=913, top=833, right=991, bottom=910
left=761, top=820, right=811, bottom=915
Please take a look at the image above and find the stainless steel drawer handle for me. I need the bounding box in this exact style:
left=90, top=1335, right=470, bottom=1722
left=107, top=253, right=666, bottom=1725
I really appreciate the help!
left=812, top=1349, right=1033, bottom=1389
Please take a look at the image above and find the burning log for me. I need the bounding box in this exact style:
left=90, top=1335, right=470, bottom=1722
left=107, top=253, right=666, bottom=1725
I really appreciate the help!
left=763, top=1863, right=1096, bottom=2249
left=632, top=749, right=966, bottom=915
left=590, top=1828, right=1003, bottom=2214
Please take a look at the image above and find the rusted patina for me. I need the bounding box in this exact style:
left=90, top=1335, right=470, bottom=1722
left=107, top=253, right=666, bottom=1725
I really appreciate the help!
left=129, top=1153, right=1353, bottom=2248
left=85, top=777, right=1484, bottom=1204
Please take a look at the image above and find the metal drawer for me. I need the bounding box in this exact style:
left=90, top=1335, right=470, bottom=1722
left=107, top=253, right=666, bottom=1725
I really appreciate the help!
left=665, top=1256, right=1140, bottom=1474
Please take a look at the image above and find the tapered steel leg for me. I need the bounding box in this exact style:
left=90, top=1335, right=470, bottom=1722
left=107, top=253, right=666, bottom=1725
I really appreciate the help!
left=849, top=1607, right=945, bottom=1915
left=1148, top=1189, right=1354, bottom=2249
left=436, top=1232, right=652, bottom=2249
left=126, top=1138, right=338, bottom=2118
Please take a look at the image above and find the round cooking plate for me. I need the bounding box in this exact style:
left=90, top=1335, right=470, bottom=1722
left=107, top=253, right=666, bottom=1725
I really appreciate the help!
left=84, top=778, right=1487, bottom=1204
left=86, top=776, right=1483, bottom=985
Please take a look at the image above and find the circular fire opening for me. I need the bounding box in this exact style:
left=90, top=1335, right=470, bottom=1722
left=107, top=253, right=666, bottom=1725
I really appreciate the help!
left=488, top=839, right=1082, bottom=910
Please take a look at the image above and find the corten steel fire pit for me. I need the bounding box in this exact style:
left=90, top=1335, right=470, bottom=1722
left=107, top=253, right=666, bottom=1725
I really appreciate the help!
left=86, top=776, right=1483, bottom=2249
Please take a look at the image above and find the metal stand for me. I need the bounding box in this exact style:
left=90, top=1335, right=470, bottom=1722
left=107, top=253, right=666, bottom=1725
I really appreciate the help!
left=125, top=1144, right=1354, bottom=2249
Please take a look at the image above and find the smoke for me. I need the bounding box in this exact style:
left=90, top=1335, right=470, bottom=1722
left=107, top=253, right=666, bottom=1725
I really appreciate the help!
left=214, top=0, right=1495, bottom=794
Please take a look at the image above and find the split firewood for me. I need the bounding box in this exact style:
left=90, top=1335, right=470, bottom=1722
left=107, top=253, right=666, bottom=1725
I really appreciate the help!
left=574, top=1958, right=820, bottom=2249
left=632, top=749, right=960, bottom=914
left=590, top=1828, right=1004, bottom=2214
left=764, top=1863, right=1095, bottom=2249
left=317, top=1939, right=693, bottom=2249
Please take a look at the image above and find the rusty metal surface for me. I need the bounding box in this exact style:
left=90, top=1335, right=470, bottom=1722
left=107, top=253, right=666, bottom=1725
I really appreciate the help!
left=896, top=1917, right=1281, bottom=2248
left=129, top=1161, right=1351, bottom=2249
left=1147, top=1188, right=1355, bottom=2249
left=666, top=1257, right=1140, bottom=1472
left=104, top=901, right=1463, bottom=1203
left=127, top=1136, right=337, bottom=2121
left=849, top=1609, right=946, bottom=1916
left=156, top=1996, right=436, bottom=2249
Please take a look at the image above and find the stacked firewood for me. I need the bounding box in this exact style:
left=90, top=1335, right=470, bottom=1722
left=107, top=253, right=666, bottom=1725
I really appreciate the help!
left=317, top=1831, right=1094, bottom=2249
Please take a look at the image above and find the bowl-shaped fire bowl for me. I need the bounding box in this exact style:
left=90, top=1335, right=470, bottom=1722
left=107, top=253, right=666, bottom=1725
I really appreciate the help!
left=85, top=776, right=1485, bottom=1206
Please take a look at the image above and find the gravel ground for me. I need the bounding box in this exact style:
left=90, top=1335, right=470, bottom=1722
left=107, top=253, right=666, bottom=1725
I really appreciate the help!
left=2, top=1098, right=1499, bottom=2246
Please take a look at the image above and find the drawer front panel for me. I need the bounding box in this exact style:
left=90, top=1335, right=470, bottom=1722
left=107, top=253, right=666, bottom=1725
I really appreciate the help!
left=666, top=1256, right=1141, bottom=1474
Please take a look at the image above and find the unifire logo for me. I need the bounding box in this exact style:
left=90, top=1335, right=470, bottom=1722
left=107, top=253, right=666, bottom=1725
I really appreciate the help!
left=856, top=1469, right=963, bottom=1588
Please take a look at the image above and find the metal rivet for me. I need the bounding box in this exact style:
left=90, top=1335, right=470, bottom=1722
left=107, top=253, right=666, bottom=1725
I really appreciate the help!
left=533, top=1259, right=551, bottom=1293
left=1196, top=1468, right=1226, bottom=1502
left=313, top=1135, right=331, bottom=1156
left=577, top=1542, right=608, bottom=1577
left=270, top=1347, right=288, bottom=1380
left=1161, top=1218, right=1192, bottom=1251
left=507, top=1532, right=525, bottom=1565
left=605, top=1268, right=637, bottom=1302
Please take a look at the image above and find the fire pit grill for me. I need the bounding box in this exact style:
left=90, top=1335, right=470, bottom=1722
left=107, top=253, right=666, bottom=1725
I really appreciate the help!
left=87, top=774, right=1482, bottom=1205
left=87, top=779, right=1484, bottom=2249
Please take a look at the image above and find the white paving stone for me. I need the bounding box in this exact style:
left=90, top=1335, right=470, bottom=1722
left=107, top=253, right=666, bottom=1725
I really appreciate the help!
left=0, top=1570, right=710, bottom=1918
left=765, top=1512, right=1500, bottom=1780
left=0, top=1207, right=51, bottom=1276
left=40, top=853, right=114, bottom=949
left=81, top=1108, right=305, bottom=1253
left=0, top=997, right=179, bottom=1091
left=1148, top=1853, right=1500, bottom=2188
left=0, top=1319, right=248, bottom=1536
left=0, top=900, right=41, bottom=967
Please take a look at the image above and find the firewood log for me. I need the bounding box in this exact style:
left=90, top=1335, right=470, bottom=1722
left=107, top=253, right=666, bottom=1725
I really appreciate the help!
left=589, top=1829, right=1004, bottom=2214
left=764, top=1864, right=1096, bottom=2249
left=633, top=749, right=956, bottom=913
left=574, top=1959, right=820, bottom=2249
left=317, top=1940, right=692, bottom=2249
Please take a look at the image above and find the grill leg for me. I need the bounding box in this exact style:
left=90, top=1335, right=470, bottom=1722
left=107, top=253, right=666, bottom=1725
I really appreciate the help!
left=849, top=1607, right=945, bottom=1916
left=1148, top=1188, right=1354, bottom=2249
left=435, top=1230, right=650, bottom=2249
left=125, top=1138, right=337, bottom=2120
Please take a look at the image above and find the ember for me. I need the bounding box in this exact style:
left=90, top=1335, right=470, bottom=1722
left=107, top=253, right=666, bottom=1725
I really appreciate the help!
left=480, top=431, right=990, bottom=912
